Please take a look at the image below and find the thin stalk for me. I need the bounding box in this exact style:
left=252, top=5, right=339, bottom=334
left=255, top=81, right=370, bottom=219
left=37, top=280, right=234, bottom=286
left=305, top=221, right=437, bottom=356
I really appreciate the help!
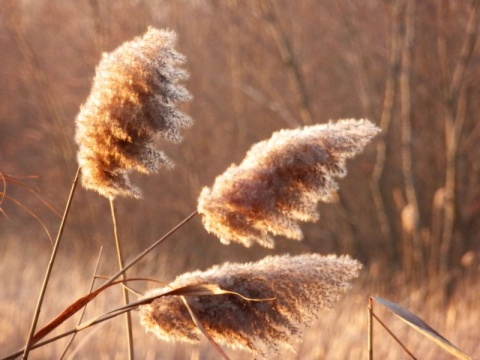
left=102, top=210, right=198, bottom=287
left=65, top=322, right=107, bottom=360
left=109, top=198, right=134, bottom=360
left=58, top=246, right=104, bottom=360
left=5, top=210, right=197, bottom=360
left=181, top=296, right=231, bottom=360
left=2, top=304, right=132, bottom=360
left=368, top=297, right=373, bottom=360
left=22, top=166, right=81, bottom=360
left=371, top=312, right=417, bottom=359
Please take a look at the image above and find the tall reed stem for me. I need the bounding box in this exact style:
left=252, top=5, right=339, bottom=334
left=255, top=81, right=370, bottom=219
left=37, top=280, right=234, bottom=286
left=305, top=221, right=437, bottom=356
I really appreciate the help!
left=371, top=312, right=416, bottom=359
left=3, top=210, right=197, bottom=360
left=22, top=166, right=81, bottom=359
left=59, top=246, right=104, bottom=359
left=109, top=198, right=134, bottom=360
left=368, top=296, right=373, bottom=360
left=103, top=210, right=198, bottom=287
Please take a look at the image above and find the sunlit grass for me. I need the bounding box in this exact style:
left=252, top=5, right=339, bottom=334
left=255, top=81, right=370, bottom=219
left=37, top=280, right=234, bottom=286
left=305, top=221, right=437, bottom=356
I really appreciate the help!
left=1, top=239, right=477, bottom=359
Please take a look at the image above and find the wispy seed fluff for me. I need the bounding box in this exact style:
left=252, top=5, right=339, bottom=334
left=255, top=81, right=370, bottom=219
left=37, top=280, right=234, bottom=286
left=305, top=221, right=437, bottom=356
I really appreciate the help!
left=75, top=27, right=192, bottom=199
left=198, top=119, right=380, bottom=248
left=139, top=253, right=362, bottom=356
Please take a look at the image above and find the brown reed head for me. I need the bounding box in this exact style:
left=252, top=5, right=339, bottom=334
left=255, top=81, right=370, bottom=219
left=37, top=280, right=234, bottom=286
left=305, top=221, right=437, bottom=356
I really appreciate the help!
left=75, top=27, right=192, bottom=199
left=198, top=119, right=380, bottom=248
left=139, top=253, right=362, bottom=356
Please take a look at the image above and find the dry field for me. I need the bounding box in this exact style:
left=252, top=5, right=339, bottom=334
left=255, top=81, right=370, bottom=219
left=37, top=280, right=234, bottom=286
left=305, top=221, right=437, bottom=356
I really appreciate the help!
left=1, top=237, right=478, bottom=360
left=1, top=1, right=479, bottom=359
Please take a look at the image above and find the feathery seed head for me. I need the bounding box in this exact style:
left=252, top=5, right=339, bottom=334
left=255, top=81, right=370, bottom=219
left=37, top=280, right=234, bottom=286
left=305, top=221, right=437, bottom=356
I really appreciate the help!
left=75, top=27, right=192, bottom=199
left=198, top=119, right=380, bottom=248
left=139, top=253, right=362, bottom=356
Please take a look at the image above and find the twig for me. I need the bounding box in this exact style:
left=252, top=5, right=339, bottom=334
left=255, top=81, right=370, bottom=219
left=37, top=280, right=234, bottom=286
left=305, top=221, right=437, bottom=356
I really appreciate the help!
left=5, top=210, right=197, bottom=360
left=180, top=296, right=231, bottom=360
left=0, top=192, right=53, bottom=244
left=101, top=210, right=198, bottom=287
left=400, top=0, right=424, bottom=282
left=371, top=312, right=417, bottom=359
left=1, top=305, right=129, bottom=360
left=368, top=297, right=373, bottom=360
left=66, top=322, right=107, bottom=360
left=370, top=0, right=401, bottom=258
left=2, top=282, right=270, bottom=360
left=58, top=246, right=104, bottom=360
left=439, top=0, right=479, bottom=286
left=21, top=166, right=81, bottom=359
left=260, top=0, right=313, bottom=125
left=109, top=198, right=134, bottom=360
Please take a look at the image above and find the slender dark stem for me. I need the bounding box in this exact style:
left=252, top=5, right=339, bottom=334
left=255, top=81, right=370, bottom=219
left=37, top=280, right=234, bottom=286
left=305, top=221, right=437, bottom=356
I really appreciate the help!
left=22, top=166, right=81, bottom=360
left=181, top=296, right=231, bottom=360
left=58, top=246, right=103, bottom=360
left=371, top=312, right=417, bottom=359
left=1, top=305, right=131, bottom=360
left=4, top=209, right=198, bottom=360
left=102, top=210, right=198, bottom=287
left=109, top=198, right=134, bottom=360
left=368, top=297, right=373, bottom=360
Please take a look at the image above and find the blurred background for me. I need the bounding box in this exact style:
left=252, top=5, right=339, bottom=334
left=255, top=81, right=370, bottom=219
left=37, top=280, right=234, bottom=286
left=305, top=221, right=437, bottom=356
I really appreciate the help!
left=0, top=0, right=479, bottom=358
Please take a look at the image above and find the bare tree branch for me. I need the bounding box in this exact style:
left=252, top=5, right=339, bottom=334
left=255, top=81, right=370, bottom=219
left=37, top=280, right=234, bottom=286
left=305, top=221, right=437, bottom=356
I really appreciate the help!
left=440, top=0, right=479, bottom=285
left=399, top=0, right=424, bottom=282
left=259, top=0, right=313, bottom=125
left=370, top=0, right=402, bottom=259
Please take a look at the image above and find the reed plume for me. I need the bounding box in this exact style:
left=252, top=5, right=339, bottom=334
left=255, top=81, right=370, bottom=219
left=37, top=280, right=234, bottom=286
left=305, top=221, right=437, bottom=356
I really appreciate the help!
left=198, top=119, right=380, bottom=248
left=75, top=27, right=192, bottom=199
left=139, top=253, right=362, bottom=356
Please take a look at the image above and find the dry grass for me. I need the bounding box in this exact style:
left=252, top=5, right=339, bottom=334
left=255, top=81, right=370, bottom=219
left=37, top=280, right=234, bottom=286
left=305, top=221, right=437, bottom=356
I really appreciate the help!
left=1, top=238, right=478, bottom=359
